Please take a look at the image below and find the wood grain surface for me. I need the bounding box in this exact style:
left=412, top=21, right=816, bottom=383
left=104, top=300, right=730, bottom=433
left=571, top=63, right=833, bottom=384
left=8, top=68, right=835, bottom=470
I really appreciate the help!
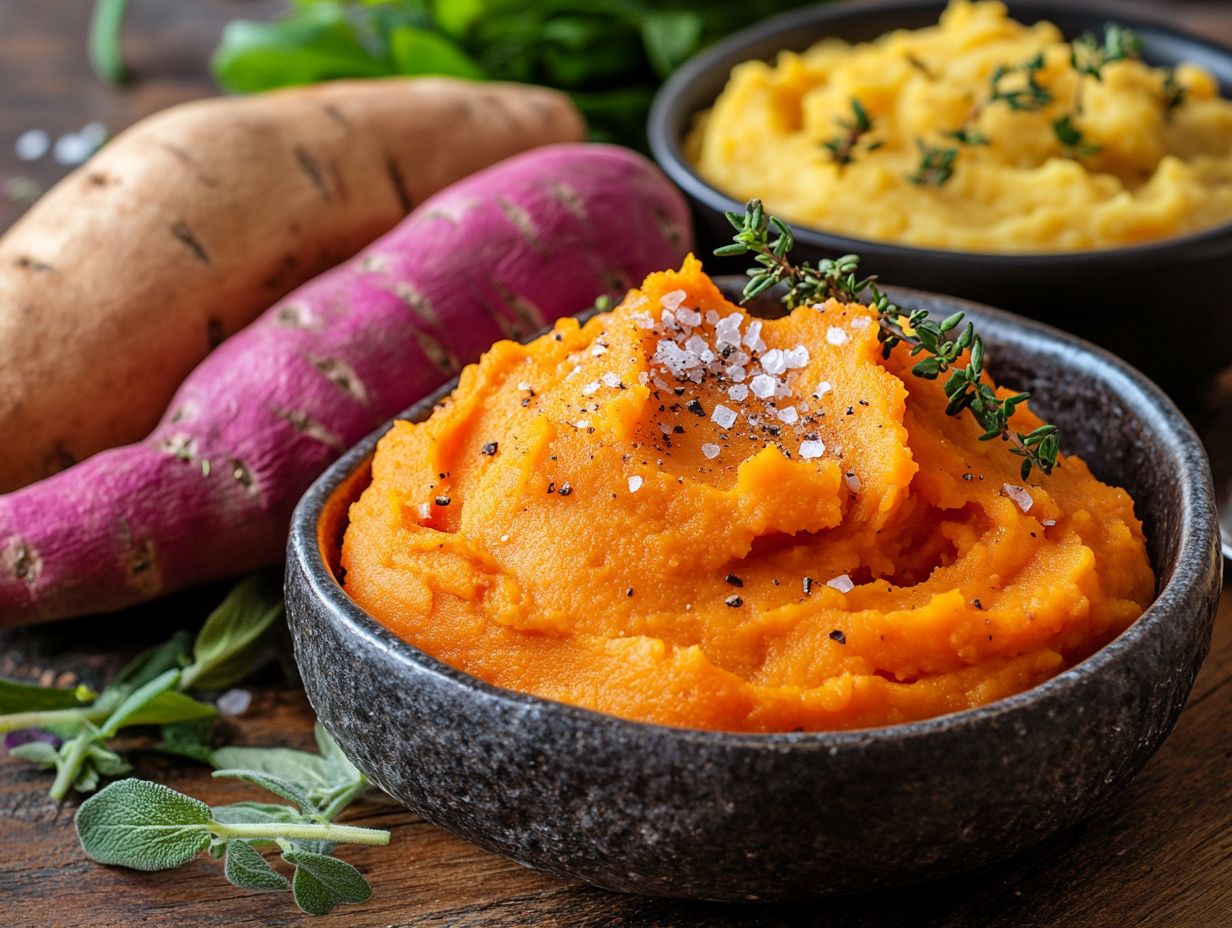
left=1, top=1, right=1231, bottom=926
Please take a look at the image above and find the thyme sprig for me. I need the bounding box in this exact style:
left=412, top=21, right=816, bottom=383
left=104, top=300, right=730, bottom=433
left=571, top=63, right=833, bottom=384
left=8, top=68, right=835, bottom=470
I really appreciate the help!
left=823, top=98, right=882, bottom=168
left=908, top=141, right=959, bottom=187
left=1162, top=68, right=1187, bottom=119
left=716, top=200, right=1060, bottom=479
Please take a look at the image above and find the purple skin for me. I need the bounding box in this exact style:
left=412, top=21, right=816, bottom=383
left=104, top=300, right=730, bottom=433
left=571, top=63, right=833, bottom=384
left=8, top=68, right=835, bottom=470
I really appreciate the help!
left=4, top=729, right=61, bottom=751
left=0, top=144, right=692, bottom=625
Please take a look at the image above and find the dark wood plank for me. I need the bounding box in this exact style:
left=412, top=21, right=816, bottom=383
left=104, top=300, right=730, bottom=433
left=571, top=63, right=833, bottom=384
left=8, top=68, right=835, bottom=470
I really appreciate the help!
left=2, top=1, right=1231, bottom=925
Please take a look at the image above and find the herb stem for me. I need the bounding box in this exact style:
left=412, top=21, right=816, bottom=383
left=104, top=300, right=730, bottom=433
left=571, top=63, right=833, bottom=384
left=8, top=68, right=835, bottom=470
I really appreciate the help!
left=49, top=734, right=93, bottom=802
left=212, top=820, right=391, bottom=847
left=0, top=707, right=107, bottom=735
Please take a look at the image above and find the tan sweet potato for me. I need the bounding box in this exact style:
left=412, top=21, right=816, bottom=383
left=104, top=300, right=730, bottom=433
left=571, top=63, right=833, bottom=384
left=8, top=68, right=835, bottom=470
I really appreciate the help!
left=0, top=77, right=583, bottom=492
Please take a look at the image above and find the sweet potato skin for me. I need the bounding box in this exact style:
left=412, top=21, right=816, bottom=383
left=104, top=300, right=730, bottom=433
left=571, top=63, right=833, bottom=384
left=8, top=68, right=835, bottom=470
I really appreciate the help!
left=0, top=78, right=584, bottom=493
left=0, top=144, right=692, bottom=625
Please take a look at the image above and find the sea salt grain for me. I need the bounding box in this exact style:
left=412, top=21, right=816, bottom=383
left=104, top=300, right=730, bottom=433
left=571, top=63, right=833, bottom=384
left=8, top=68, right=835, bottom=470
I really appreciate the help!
left=705, top=310, right=721, bottom=325
left=678, top=307, right=702, bottom=327
left=728, top=383, right=749, bottom=402
left=715, top=314, right=743, bottom=348
left=750, top=374, right=777, bottom=399
left=813, top=381, right=832, bottom=398
left=799, top=439, right=826, bottom=459
left=628, top=475, right=643, bottom=493
left=632, top=311, right=655, bottom=329
left=712, top=404, right=738, bottom=429
left=851, top=316, right=871, bottom=330
left=826, top=326, right=848, bottom=346
left=574, top=419, right=591, bottom=429
left=591, top=344, right=608, bottom=356
left=517, top=381, right=533, bottom=391
left=14, top=129, right=49, bottom=161
left=784, top=345, right=810, bottom=368
left=845, top=471, right=862, bottom=493
left=601, top=372, right=621, bottom=388
left=660, top=289, right=687, bottom=312
left=685, top=334, right=709, bottom=356
left=776, top=406, right=799, bottom=425
left=760, top=348, right=787, bottom=375
left=743, top=320, right=766, bottom=352
left=1002, top=483, right=1033, bottom=513
left=417, top=502, right=432, bottom=519
left=827, top=574, right=855, bottom=593
left=725, top=364, right=747, bottom=382
left=581, top=381, right=600, bottom=396
left=701, top=443, right=721, bottom=459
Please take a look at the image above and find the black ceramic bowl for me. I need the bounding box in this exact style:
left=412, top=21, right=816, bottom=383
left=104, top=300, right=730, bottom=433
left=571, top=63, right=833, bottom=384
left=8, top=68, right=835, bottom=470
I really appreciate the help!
left=285, top=281, right=1220, bottom=901
left=647, top=0, right=1232, bottom=407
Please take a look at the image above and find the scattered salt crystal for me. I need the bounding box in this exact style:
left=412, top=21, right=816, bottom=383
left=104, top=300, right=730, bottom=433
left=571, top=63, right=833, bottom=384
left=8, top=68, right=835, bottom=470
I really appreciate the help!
left=517, top=381, right=534, bottom=391
left=678, top=307, right=702, bottom=327
left=750, top=374, right=777, bottom=399
left=1042, top=519, right=1057, bottom=527
left=761, top=348, right=787, bottom=375
left=813, top=381, right=833, bottom=398
left=581, top=381, right=600, bottom=396
left=592, top=344, right=608, bottom=356
left=687, top=368, right=704, bottom=383
left=628, top=475, right=643, bottom=493
left=728, top=383, right=750, bottom=402
left=827, top=574, right=855, bottom=593
left=659, top=423, right=673, bottom=435
left=845, top=471, right=862, bottom=493
left=652, top=375, right=674, bottom=392
left=685, top=334, right=709, bottom=356
left=705, top=310, right=721, bottom=325
left=632, top=311, right=655, bottom=329
left=638, top=371, right=650, bottom=385
left=15, top=129, right=49, bottom=161
left=715, top=314, right=743, bottom=348
left=574, top=419, right=591, bottom=429
left=1002, top=484, right=1033, bottom=513
left=742, top=320, right=764, bottom=350
left=729, top=350, right=750, bottom=367
left=654, top=339, right=697, bottom=375
left=712, top=404, right=738, bottom=429
left=52, top=132, right=93, bottom=166
left=601, top=372, right=621, bottom=388
left=851, top=316, right=871, bottom=330
left=777, top=406, right=799, bottom=425
left=784, top=345, right=811, bottom=368
left=660, top=308, right=677, bottom=328
left=500, top=533, right=510, bottom=542
left=701, top=443, right=721, bottom=460
left=417, top=502, right=432, bottom=519
left=217, top=688, right=252, bottom=717
left=726, top=364, right=747, bottom=382
left=826, top=326, right=848, bottom=346
left=799, top=439, right=826, bottom=459
left=775, top=380, right=792, bottom=398
left=660, top=289, right=687, bottom=312
left=699, top=349, right=715, bottom=363
left=800, top=402, right=811, bottom=413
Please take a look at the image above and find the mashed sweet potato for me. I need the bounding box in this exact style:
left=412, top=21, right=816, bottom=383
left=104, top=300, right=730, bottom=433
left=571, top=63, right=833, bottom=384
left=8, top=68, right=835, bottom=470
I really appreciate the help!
left=689, top=1, right=1232, bottom=252
left=342, top=258, right=1154, bottom=731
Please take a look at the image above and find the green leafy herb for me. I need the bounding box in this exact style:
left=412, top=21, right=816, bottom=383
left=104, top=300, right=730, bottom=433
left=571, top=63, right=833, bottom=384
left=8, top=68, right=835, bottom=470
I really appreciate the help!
left=822, top=98, right=882, bottom=168
left=908, top=140, right=959, bottom=187
left=1052, top=114, right=1100, bottom=156
left=88, top=0, right=129, bottom=85
left=76, top=776, right=388, bottom=915
left=1, top=572, right=282, bottom=799
left=990, top=52, right=1053, bottom=112
left=1162, top=68, right=1187, bottom=119
left=1070, top=23, right=1142, bottom=81
left=718, top=200, right=1061, bottom=479
left=943, top=127, right=989, bottom=147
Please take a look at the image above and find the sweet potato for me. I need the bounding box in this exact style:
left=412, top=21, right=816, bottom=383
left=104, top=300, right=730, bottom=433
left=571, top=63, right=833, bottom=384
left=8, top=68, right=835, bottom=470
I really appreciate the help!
left=0, top=78, right=583, bottom=493
left=0, top=144, right=691, bottom=625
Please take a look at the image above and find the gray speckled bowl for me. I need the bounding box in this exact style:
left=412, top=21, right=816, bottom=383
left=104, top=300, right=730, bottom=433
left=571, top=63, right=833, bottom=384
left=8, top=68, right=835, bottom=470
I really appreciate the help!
left=285, top=281, right=1220, bottom=901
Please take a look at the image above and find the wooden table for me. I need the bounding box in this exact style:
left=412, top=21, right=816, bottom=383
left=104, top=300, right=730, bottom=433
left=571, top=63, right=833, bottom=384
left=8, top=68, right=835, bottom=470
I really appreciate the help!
left=2, top=2, right=1230, bottom=925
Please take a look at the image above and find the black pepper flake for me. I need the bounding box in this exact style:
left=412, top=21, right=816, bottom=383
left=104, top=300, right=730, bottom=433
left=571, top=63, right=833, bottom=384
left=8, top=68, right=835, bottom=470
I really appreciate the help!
left=772, top=578, right=780, bottom=586
left=858, top=399, right=869, bottom=406
left=481, top=442, right=499, bottom=456
left=686, top=398, right=705, bottom=416
left=724, top=595, right=743, bottom=608
left=554, top=333, right=563, bottom=341
left=674, top=387, right=686, bottom=396
left=673, top=424, right=685, bottom=434
left=626, top=587, right=634, bottom=597
left=520, top=398, right=531, bottom=407
left=765, top=425, right=781, bottom=437
left=846, top=406, right=855, bottom=416
left=829, top=629, right=847, bottom=645
left=803, top=576, right=815, bottom=595
left=725, top=573, right=744, bottom=587
left=547, top=481, right=556, bottom=494
left=558, top=482, right=573, bottom=496
left=973, top=598, right=983, bottom=610
left=434, top=496, right=451, bottom=506
left=962, top=473, right=973, bottom=481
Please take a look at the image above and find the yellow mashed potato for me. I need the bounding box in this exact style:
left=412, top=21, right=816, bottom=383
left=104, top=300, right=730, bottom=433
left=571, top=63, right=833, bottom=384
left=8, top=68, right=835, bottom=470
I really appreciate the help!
left=690, top=1, right=1232, bottom=252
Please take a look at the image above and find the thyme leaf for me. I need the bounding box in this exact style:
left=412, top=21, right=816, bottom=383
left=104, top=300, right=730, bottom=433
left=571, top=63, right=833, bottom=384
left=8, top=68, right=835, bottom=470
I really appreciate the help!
left=823, top=98, right=882, bottom=168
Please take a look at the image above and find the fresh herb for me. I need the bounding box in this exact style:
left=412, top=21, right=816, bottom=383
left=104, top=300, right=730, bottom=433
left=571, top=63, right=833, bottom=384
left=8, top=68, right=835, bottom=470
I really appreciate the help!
left=1, top=572, right=282, bottom=800
left=76, top=731, right=388, bottom=917
left=943, top=126, right=989, bottom=147
left=1162, top=68, right=1187, bottom=118
left=990, top=53, right=1054, bottom=112
left=717, top=200, right=1060, bottom=479
left=1052, top=114, right=1100, bottom=157
left=88, top=0, right=129, bottom=84
left=1070, top=23, right=1142, bottom=82
left=908, top=140, right=959, bottom=187
left=823, top=98, right=882, bottom=168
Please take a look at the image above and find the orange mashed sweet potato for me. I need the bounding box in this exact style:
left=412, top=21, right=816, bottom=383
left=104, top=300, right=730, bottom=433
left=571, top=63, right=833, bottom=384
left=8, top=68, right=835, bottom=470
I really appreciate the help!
left=342, top=258, right=1154, bottom=732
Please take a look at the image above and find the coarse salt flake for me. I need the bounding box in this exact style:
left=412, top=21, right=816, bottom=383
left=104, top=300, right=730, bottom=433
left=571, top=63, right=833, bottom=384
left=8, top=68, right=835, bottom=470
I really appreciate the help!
left=750, top=374, right=777, bottom=399
left=416, top=502, right=432, bottom=519
left=581, top=381, right=600, bottom=396
left=845, top=471, right=862, bottom=493
left=726, top=364, right=747, bottom=382
left=574, top=419, right=590, bottom=429
left=592, top=344, right=608, bottom=356
left=705, top=310, right=721, bottom=325
left=660, top=289, right=687, bottom=312
left=742, top=320, right=764, bottom=350
left=1002, top=484, right=1033, bottom=513
left=601, top=372, right=621, bottom=388
left=685, top=334, right=709, bottom=356
left=777, top=405, right=799, bottom=425
left=851, top=316, right=871, bottom=330
left=628, top=475, right=643, bottom=493
left=678, top=307, right=702, bottom=327
left=827, top=574, right=855, bottom=593
left=799, top=439, right=826, bottom=459
left=826, top=327, right=848, bottom=346
left=761, top=348, right=787, bottom=375
left=784, top=345, right=811, bottom=368
left=813, top=381, right=832, bottom=398
left=632, top=311, right=655, bottom=329
left=701, top=443, right=721, bottom=459
left=712, top=404, right=738, bottom=429
left=715, top=314, right=743, bottom=348
left=517, top=381, right=534, bottom=391
left=728, top=383, right=749, bottom=402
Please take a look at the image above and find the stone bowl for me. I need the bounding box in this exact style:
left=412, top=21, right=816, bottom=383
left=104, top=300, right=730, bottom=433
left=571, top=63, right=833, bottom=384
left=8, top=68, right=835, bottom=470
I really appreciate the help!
left=646, top=0, right=1232, bottom=409
left=284, top=280, right=1221, bottom=901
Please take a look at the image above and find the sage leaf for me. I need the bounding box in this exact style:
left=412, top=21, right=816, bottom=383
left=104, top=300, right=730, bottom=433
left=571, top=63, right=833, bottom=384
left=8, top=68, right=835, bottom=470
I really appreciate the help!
left=86, top=744, right=133, bottom=776
left=9, top=741, right=60, bottom=767
left=212, top=801, right=303, bottom=827
left=314, top=724, right=359, bottom=780
left=211, top=745, right=335, bottom=790
left=212, top=769, right=316, bottom=812
left=225, top=839, right=290, bottom=891
left=76, top=779, right=213, bottom=870
left=157, top=719, right=216, bottom=764
left=180, top=572, right=284, bottom=691
left=284, top=849, right=371, bottom=915
left=0, top=677, right=86, bottom=714
left=121, top=690, right=218, bottom=728
left=112, top=631, right=192, bottom=689
left=99, top=670, right=181, bottom=737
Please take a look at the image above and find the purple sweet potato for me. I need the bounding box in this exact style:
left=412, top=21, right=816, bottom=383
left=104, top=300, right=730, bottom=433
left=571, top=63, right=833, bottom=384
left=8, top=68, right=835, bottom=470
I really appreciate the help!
left=0, top=144, right=691, bottom=625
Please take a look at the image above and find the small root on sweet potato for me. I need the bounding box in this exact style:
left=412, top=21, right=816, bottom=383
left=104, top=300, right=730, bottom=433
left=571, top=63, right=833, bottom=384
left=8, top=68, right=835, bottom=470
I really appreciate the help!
left=3, top=539, right=41, bottom=587
left=170, top=221, right=211, bottom=265
left=309, top=356, right=369, bottom=404
left=496, top=197, right=545, bottom=253
left=280, top=410, right=344, bottom=450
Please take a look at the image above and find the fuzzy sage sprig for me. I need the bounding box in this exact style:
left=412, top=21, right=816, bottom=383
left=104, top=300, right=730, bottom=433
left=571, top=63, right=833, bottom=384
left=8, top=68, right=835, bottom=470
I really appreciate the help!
left=75, top=724, right=388, bottom=916
left=1, top=572, right=283, bottom=800
left=716, top=200, right=1060, bottom=479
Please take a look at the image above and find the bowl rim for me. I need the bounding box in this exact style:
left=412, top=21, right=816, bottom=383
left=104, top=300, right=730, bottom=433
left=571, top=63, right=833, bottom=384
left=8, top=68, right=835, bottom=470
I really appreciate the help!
left=289, top=284, right=1219, bottom=751
left=647, top=0, right=1232, bottom=264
